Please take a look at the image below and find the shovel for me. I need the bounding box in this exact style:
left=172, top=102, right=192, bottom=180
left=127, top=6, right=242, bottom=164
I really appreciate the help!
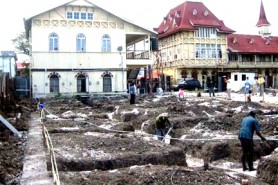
left=162, top=127, right=173, bottom=143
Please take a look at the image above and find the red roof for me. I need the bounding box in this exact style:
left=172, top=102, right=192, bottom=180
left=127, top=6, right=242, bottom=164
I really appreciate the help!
left=155, top=1, right=235, bottom=38
left=227, top=34, right=278, bottom=54
left=256, top=0, right=270, bottom=27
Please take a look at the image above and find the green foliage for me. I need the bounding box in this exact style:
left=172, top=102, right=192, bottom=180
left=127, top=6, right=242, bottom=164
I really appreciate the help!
left=12, top=32, right=30, bottom=55
left=23, top=67, right=30, bottom=77
left=55, top=93, right=62, bottom=98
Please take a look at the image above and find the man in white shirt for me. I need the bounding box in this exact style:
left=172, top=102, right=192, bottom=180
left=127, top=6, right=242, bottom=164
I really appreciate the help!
left=225, top=77, right=232, bottom=100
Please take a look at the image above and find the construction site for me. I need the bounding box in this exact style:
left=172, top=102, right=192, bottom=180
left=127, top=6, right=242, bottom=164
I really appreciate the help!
left=1, top=89, right=278, bottom=185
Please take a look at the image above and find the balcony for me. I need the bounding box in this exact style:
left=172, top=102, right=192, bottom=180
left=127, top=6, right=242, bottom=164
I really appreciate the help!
left=125, top=50, right=152, bottom=66
left=227, top=61, right=278, bottom=68
left=125, top=49, right=152, bottom=67
left=126, top=50, right=149, bottom=59
left=125, top=33, right=155, bottom=67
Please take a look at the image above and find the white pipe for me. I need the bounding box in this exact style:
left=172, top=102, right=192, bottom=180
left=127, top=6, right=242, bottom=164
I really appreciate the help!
left=0, top=115, right=22, bottom=138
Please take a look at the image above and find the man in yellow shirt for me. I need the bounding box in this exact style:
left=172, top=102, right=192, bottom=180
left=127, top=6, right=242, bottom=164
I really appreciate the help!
left=155, top=113, right=172, bottom=141
left=258, top=76, right=265, bottom=97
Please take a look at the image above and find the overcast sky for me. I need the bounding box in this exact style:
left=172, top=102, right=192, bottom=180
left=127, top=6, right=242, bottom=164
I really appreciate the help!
left=1, top=0, right=277, bottom=51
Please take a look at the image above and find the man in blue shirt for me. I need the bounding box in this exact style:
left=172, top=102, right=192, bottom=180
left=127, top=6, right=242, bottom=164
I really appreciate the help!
left=129, top=83, right=136, bottom=104
left=238, top=111, right=266, bottom=171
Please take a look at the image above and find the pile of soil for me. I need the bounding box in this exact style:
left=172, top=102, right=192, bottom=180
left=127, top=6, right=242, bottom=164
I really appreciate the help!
left=59, top=165, right=268, bottom=185
left=0, top=97, right=31, bottom=184
left=257, top=151, right=278, bottom=184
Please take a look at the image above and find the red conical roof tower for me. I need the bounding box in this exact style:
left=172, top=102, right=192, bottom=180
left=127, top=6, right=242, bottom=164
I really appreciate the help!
left=256, top=0, right=270, bottom=27
left=256, top=0, right=271, bottom=37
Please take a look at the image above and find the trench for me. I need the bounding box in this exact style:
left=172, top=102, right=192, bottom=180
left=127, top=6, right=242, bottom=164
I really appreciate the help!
left=42, top=95, right=278, bottom=184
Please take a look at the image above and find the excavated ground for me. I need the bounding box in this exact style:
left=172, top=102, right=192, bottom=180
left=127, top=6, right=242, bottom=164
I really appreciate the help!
left=1, top=93, right=278, bottom=184
left=0, top=97, right=33, bottom=184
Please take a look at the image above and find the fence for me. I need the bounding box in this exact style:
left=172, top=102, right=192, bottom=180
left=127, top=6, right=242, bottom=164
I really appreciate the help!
left=40, top=108, right=60, bottom=185
left=0, top=72, right=16, bottom=112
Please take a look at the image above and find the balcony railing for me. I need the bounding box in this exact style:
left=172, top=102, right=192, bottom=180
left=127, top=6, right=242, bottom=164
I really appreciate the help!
left=126, top=50, right=149, bottom=59
left=228, top=61, right=278, bottom=67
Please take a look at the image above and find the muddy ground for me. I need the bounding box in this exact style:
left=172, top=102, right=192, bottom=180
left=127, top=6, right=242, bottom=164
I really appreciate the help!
left=0, top=97, right=32, bottom=184
left=1, top=93, right=278, bottom=184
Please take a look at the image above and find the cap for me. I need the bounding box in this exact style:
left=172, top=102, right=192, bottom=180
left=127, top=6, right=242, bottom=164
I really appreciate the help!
left=159, top=113, right=168, bottom=117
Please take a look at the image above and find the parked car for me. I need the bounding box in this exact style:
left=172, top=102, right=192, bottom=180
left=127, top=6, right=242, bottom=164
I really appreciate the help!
left=172, top=78, right=201, bottom=91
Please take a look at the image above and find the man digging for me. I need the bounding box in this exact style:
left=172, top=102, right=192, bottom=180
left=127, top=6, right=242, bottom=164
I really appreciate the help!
left=238, top=111, right=267, bottom=171
left=155, top=113, right=172, bottom=141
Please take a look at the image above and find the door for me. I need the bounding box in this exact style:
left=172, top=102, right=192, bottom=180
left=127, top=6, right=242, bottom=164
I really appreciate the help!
left=50, top=75, right=59, bottom=93
left=77, top=74, right=86, bottom=93
left=103, top=74, right=112, bottom=92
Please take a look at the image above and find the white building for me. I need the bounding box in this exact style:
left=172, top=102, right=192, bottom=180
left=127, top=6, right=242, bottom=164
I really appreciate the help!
left=24, top=0, right=156, bottom=97
left=0, top=51, right=17, bottom=77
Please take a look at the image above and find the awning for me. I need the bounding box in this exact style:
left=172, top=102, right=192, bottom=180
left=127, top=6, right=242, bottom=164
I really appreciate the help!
left=127, top=68, right=140, bottom=81
left=16, top=62, right=25, bottom=69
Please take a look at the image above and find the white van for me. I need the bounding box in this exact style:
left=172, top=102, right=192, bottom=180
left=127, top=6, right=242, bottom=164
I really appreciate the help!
left=230, top=72, right=255, bottom=92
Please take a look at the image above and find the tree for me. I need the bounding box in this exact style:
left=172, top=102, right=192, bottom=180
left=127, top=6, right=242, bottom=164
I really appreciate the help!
left=12, top=32, right=30, bottom=55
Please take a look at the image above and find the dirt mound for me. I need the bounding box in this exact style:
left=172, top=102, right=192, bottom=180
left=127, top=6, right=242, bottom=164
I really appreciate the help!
left=59, top=164, right=269, bottom=185
left=257, top=152, right=278, bottom=185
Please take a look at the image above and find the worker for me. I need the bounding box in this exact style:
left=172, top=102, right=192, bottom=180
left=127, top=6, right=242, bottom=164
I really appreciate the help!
left=258, top=75, right=265, bottom=97
left=224, top=76, right=232, bottom=100
left=238, top=111, right=266, bottom=171
left=155, top=113, right=172, bottom=141
left=207, top=77, right=215, bottom=97
left=244, top=77, right=251, bottom=102
left=129, top=83, right=136, bottom=104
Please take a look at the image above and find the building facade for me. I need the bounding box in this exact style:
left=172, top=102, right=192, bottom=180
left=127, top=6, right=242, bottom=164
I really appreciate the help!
left=24, top=0, right=156, bottom=97
left=153, top=1, right=234, bottom=90
left=227, top=1, right=278, bottom=89
left=154, top=0, right=278, bottom=91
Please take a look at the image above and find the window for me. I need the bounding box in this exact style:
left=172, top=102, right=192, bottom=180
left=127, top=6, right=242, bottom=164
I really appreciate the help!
left=74, top=12, right=79, bottom=19
left=67, top=12, right=73, bottom=19
left=76, top=33, right=86, bottom=52
left=87, top=13, right=93, bottom=20
left=274, top=55, right=278, bottom=62
left=50, top=75, right=59, bottom=93
left=161, top=52, right=166, bottom=62
left=217, top=44, right=222, bottom=58
left=234, top=75, right=238, bottom=81
left=242, top=74, right=247, bottom=81
left=103, top=74, right=112, bottom=92
left=229, top=54, right=238, bottom=61
left=195, top=44, right=222, bottom=59
left=195, top=44, right=200, bottom=58
left=49, top=33, right=59, bottom=51
left=68, top=11, right=93, bottom=20
left=81, top=13, right=86, bottom=20
left=195, top=27, right=217, bottom=38
left=102, top=34, right=111, bottom=52
left=200, top=44, right=206, bottom=58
